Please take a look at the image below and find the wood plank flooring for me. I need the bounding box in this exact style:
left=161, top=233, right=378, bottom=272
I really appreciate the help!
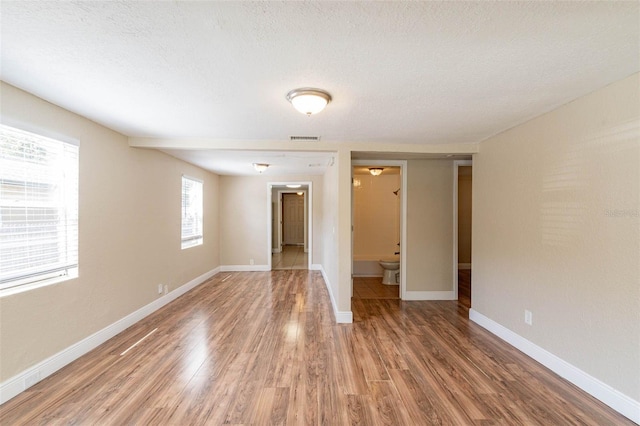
left=458, top=268, right=471, bottom=309
left=0, top=270, right=632, bottom=425
left=352, top=270, right=469, bottom=305
left=352, top=277, right=399, bottom=299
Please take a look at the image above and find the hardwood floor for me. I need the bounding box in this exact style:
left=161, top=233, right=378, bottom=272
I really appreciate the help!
left=352, top=270, right=469, bottom=305
left=352, top=277, right=399, bottom=299
left=0, top=271, right=631, bottom=425
left=458, top=268, right=471, bottom=309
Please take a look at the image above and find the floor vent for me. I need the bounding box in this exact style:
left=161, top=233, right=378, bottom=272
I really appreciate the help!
left=290, top=135, right=320, bottom=141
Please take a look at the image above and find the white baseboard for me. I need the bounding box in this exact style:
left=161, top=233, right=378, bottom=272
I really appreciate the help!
left=334, top=310, right=354, bottom=323
left=318, top=266, right=353, bottom=324
left=309, top=264, right=322, bottom=271
left=352, top=274, right=383, bottom=278
left=0, top=266, right=220, bottom=405
left=458, top=263, right=472, bottom=269
left=272, top=248, right=281, bottom=253
left=403, top=290, right=455, bottom=301
left=469, top=309, right=640, bottom=424
left=220, top=264, right=270, bottom=272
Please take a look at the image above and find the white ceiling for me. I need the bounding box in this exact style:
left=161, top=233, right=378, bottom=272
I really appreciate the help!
left=161, top=149, right=335, bottom=176
left=353, top=166, right=400, bottom=176
left=1, top=1, right=638, bottom=174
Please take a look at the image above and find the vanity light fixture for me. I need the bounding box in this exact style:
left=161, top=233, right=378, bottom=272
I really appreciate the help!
left=369, top=167, right=384, bottom=176
left=286, top=88, right=332, bottom=115
left=286, top=184, right=301, bottom=189
left=253, top=163, right=269, bottom=173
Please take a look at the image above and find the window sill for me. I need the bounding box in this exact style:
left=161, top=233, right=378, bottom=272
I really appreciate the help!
left=181, top=238, right=203, bottom=250
left=0, top=269, right=78, bottom=298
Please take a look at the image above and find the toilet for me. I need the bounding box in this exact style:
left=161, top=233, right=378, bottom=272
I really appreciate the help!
left=379, top=256, right=400, bottom=285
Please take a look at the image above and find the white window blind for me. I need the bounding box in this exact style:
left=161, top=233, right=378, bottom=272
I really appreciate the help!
left=181, top=176, right=203, bottom=249
left=0, top=124, right=79, bottom=291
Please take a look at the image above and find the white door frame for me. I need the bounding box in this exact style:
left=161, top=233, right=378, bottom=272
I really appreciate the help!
left=351, top=160, right=407, bottom=299
left=267, top=181, right=313, bottom=270
left=453, top=160, right=472, bottom=300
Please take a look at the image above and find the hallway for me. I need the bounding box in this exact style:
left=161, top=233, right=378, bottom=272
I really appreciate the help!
left=272, top=245, right=308, bottom=270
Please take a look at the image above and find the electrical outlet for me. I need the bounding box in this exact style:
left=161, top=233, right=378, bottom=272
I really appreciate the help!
left=524, top=310, right=533, bottom=325
left=158, top=284, right=163, bottom=294
left=250, top=258, right=254, bottom=265
left=164, top=284, right=169, bottom=294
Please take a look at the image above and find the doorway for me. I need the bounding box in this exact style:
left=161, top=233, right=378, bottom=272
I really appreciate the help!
left=282, top=193, right=305, bottom=246
left=454, top=161, right=472, bottom=308
left=267, top=182, right=312, bottom=271
left=351, top=160, right=407, bottom=300
left=275, top=192, right=307, bottom=270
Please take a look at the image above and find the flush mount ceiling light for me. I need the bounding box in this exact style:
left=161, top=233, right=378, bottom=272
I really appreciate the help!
left=253, top=163, right=269, bottom=173
left=286, top=184, right=301, bottom=188
left=286, top=88, right=332, bottom=116
left=369, top=167, right=384, bottom=176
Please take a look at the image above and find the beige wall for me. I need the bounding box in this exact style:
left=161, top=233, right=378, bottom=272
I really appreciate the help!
left=0, top=83, right=220, bottom=381
left=458, top=167, right=472, bottom=264
left=131, top=132, right=478, bottom=321
left=219, top=174, right=323, bottom=266
left=473, top=73, right=640, bottom=400
left=322, top=158, right=339, bottom=305
left=405, top=160, right=454, bottom=292
left=353, top=174, right=401, bottom=260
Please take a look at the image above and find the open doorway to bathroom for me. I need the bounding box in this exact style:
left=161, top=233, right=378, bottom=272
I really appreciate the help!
left=455, top=161, right=472, bottom=309
left=351, top=162, right=405, bottom=300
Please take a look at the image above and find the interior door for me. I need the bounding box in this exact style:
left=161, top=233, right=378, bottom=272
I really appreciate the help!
left=283, top=193, right=304, bottom=245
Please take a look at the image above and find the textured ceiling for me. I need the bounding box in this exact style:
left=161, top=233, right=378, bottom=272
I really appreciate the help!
left=1, top=1, right=638, bottom=148
left=353, top=166, right=400, bottom=176
left=159, top=149, right=335, bottom=176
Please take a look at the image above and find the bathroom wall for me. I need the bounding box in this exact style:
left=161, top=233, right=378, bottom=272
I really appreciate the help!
left=353, top=173, right=401, bottom=260
left=405, top=160, right=454, bottom=294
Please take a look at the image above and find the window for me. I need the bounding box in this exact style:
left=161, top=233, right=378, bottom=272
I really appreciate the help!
left=0, top=124, right=79, bottom=293
left=181, top=176, right=203, bottom=249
